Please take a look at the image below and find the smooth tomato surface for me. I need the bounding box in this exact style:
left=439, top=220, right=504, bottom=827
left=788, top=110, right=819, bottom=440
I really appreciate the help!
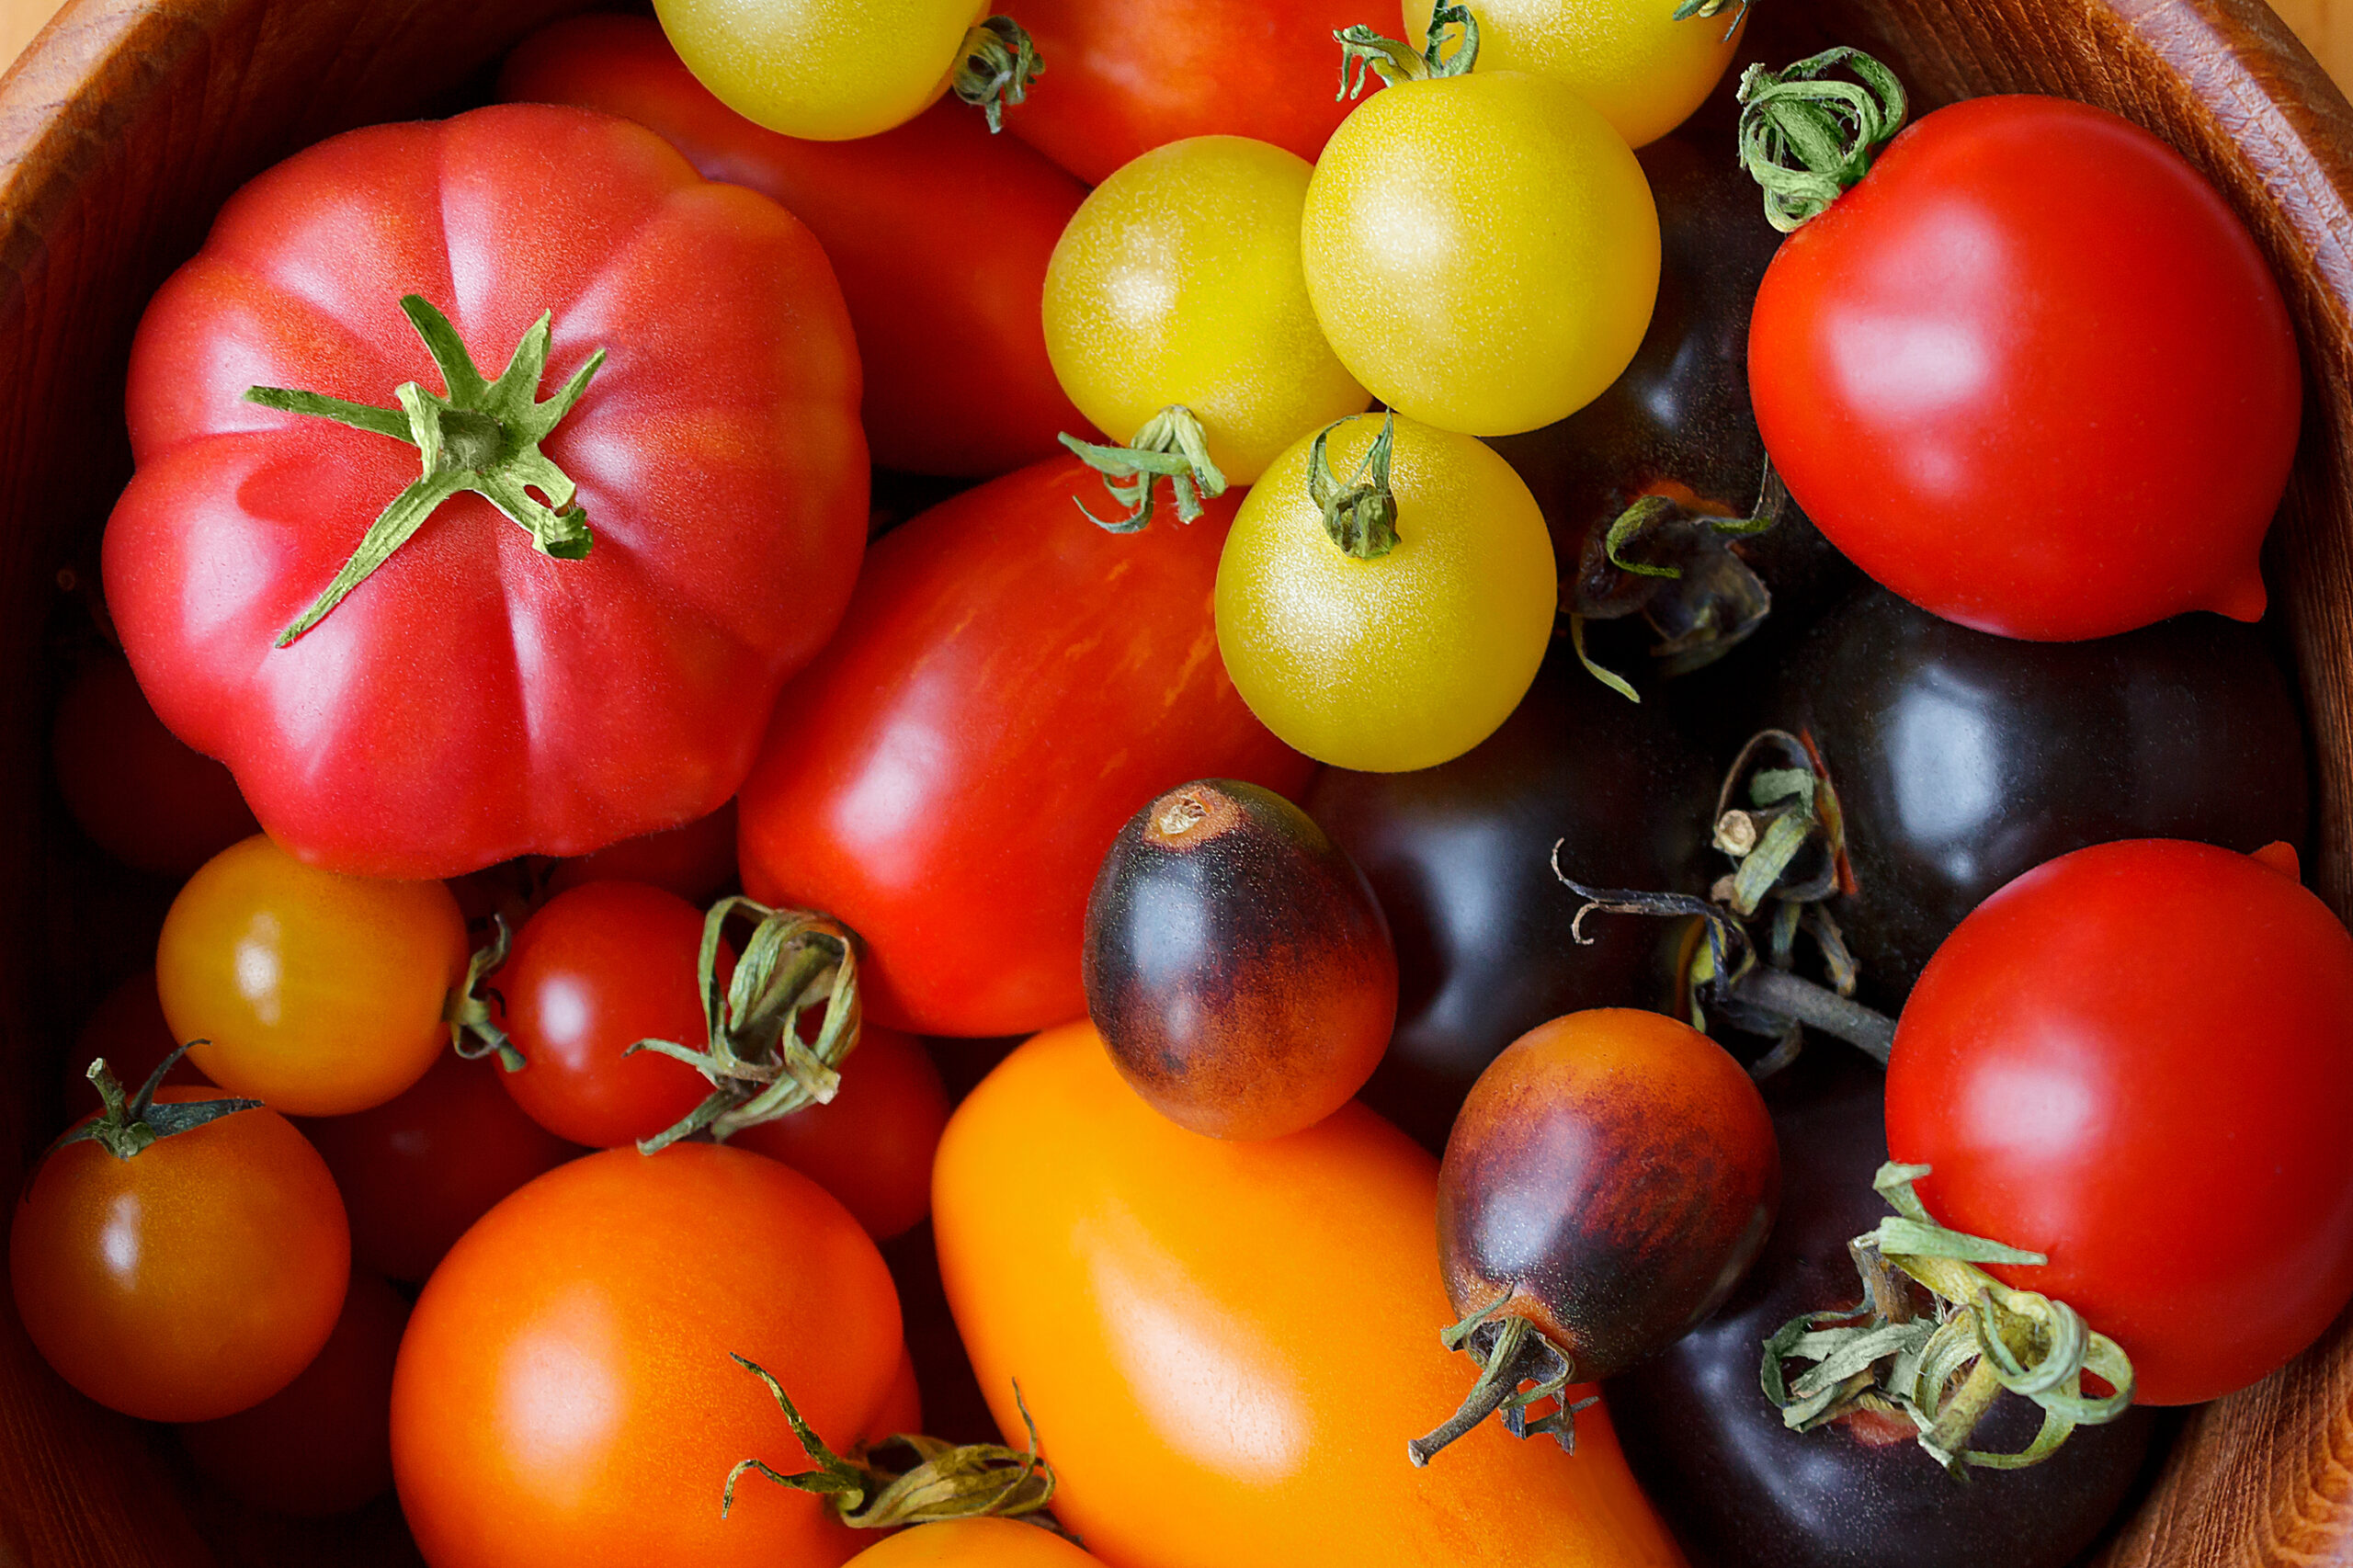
left=105, top=105, right=866, bottom=879
left=544, top=797, right=740, bottom=906
left=10, top=1092, right=349, bottom=1423
left=392, top=1144, right=903, bottom=1568
left=52, top=653, right=256, bottom=878
left=501, top=16, right=1087, bottom=476
left=1750, top=97, right=2297, bottom=640
left=932, top=1022, right=1684, bottom=1568
left=158, top=835, right=469, bottom=1117
left=1405, top=0, right=1739, bottom=149
left=654, top=0, right=986, bottom=140
left=737, top=458, right=1313, bottom=1037
left=1887, top=840, right=2353, bottom=1404
left=732, top=1024, right=949, bottom=1242
left=846, top=1517, right=1103, bottom=1566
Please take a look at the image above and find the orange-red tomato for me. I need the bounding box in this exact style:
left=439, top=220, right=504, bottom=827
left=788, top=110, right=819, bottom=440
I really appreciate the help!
left=733, top=1024, right=949, bottom=1242
left=177, top=1268, right=408, bottom=1517
left=932, top=1023, right=1685, bottom=1568
left=10, top=1091, right=349, bottom=1423
left=51, top=653, right=256, bottom=877
left=392, top=1144, right=904, bottom=1568
left=846, top=1518, right=1103, bottom=1566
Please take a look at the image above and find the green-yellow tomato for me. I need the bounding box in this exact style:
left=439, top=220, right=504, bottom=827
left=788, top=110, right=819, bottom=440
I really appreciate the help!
left=1302, top=70, right=1659, bottom=437
left=1044, top=136, right=1370, bottom=485
left=1214, top=414, right=1557, bottom=772
left=1406, top=0, right=1743, bottom=149
left=655, top=0, right=988, bottom=141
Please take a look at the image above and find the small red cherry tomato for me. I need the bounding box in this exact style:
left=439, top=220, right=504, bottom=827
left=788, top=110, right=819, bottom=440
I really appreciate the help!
left=732, top=1025, right=949, bottom=1243
left=1887, top=840, right=2353, bottom=1405
left=52, top=653, right=256, bottom=877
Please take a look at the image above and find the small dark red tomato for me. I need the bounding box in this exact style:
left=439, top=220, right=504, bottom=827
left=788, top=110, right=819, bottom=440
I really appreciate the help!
left=301, top=1051, right=582, bottom=1282
left=73, top=970, right=209, bottom=1100
left=1421, top=1009, right=1777, bottom=1458
left=543, top=799, right=739, bottom=907
left=497, top=881, right=730, bottom=1149
left=177, top=1268, right=408, bottom=1517
left=52, top=653, right=256, bottom=877
left=1083, top=780, right=1396, bottom=1141
left=730, top=1025, right=949, bottom=1243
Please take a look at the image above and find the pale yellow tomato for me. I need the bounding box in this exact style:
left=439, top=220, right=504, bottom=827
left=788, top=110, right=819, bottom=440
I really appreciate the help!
left=1043, top=136, right=1370, bottom=486
left=1302, top=70, right=1659, bottom=437
left=1214, top=414, right=1557, bottom=772
left=655, top=0, right=1006, bottom=141
left=1407, top=0, right=1744, bottom=149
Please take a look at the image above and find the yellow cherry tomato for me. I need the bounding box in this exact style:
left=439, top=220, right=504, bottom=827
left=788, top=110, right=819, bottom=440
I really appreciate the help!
left=1214, top=414, right=1556, bottom=772
left=1302, top=70, right=1659, bottom=436
left=1406, top=0, right=1744, bottom=149
left=157, top=835, right=469, bottom=1116
left=1044, top=135, right=1370, bottom=486
left=845, top=1517, right=1104, bottom=1566
left=654, top=0, right=1017, bottom=141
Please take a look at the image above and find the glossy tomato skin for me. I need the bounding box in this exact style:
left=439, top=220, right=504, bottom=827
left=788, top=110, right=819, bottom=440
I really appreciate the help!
left=1772, top=587, right=2309, bottom=1006
left=731, top=1024, right=949, bottom=1242
left=1006, top=0, right=1371, bottom=184
left=1309, top=642, right=1715, bottom=1151
left=177, top=1268, right=409, bottom=1517
left=499, top=16, right=1086, bottom=476
left=1609, top=1056, right=2155, bottom=1568
left=392, top=1144, right=904, bottom=1568
left=1438, top=1011, right=1777, bottom=1382
left=496, top=880, right=728, bottom=1149
left=1888, top=841, right=2353, bottom=1405
left=105, top=105, right=866, bottom=879
left=738, top=458, right=1313, bottom=1038
left=52, top=653, right=256, bottom=878
left=300, top=1051, right=581, bottom=1283
left=1404, top=0, right=1739, bottom=149
left=158, top=835, right=470, bottom=1117
left=846, top=1517, right=1103, bottom=1566
left=1750, top=96, right=2296, bottom=640
left=932, top=1022, right=1685, bottom=1568
left=543, top=797, right=739, bottom=906
left=654, top=0, right=985, bottom=141
left=10, top=1092, right=349, bottom=1423
left=1084, top=779, right=1394, bottom=1141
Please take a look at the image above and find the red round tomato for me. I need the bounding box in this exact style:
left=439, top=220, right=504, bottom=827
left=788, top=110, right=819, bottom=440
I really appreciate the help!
left=1886, top=839, right=2353, bottom=1405
left=736, top=458, right=1314, bottom=1038
left=301, top=1051, right=581, bottom=1283
left=177, top=1268, right=408, bottom=1517
left=496, top=880, right=731, bottom=1149
left=498, top=13, right=1090, bottom=477
left=103, top=103, right=866, bottom=880
left=1005, top=0, right=1375, bottom=184
left=1749, top=94, right=2298, bottom=641
left=52, top=653, right=256, bottom=877
left=732, top=1024, right=949, bottom=1242
left=543, top=798, right=739, bottom=906
left=392, top=1144, right=904, bottom=1568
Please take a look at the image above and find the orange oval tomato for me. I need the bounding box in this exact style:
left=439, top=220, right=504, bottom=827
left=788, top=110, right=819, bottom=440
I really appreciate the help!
left=931, top=1022, right=1684, bottom=1568
left=391, top=1144, right=904, bottom=1568
left=846, top=1517, right=1103, bottom=1566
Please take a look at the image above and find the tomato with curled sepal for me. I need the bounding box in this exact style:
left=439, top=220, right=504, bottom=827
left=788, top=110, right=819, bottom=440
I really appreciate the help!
left=499, top=16, right=1086, bottom=477
left=932, top=1020, right=1685, bottom=1568
left=51, top=653, right=256, bottom=878
left=738, top=458, right=1313, bottom=1038
left=103, top=104, right=866, bottom=880
left=1887, top=840, right=2353, bottom=1406
left=1404, top=0, right=1741, bottom=149
left=732, top=1024, right=949, bottom=1243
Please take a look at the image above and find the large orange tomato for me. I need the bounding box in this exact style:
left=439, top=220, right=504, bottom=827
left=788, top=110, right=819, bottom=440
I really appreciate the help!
left=931, top=1023, right=1685, bottom=1568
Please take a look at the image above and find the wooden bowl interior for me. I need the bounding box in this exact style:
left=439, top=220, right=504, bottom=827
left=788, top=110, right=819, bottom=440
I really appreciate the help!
left=0, top=0, right=2349, bottom=1562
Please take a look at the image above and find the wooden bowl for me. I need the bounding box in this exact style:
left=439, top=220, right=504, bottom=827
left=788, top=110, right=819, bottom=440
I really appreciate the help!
left=0, top=0, right=2348, bottom=1562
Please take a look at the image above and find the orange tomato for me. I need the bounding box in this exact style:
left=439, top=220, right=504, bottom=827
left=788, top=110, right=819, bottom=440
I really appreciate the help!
left=845, top=1517, right=1102, bottom=1566
left=931, top=1022, right=1686, bottom=1568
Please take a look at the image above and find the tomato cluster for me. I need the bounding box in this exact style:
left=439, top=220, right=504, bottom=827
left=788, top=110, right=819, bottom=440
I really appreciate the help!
left=16, top=5, right=2350, bottom=1568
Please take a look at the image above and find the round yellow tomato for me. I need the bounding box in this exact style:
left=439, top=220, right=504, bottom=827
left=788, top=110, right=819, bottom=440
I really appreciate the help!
left=1406, top=0, right=1743, bottom=149
left=1044, top=135, right=1369, bottom=486
left=931, top=1021, right=1684, bottom=1568
left=157, top=835, right=469, bottom=1116
left=1302, top=71, right=1658, bottom=436
left=1214, top=413, right=1556, bottom=772
left=655, top=0, right=1002, bottom=141
left=845, top=1518, right=1102, bottom=1566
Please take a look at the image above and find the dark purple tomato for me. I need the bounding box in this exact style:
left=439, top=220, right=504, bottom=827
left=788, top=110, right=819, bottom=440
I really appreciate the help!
left=1309, top=644, right=1714, bottom=1151
left=1083, top=779, right=1394, bottom=1141
left=1606, top=1054, right=2156, bottom=1568
left=1770, top=586, right=2308, bottom=1006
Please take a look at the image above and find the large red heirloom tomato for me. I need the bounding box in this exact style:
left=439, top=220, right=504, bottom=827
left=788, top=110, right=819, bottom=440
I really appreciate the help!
left=104, top=104, right=867, bottom=880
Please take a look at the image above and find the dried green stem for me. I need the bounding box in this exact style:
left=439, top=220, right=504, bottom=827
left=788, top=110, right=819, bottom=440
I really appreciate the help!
left=1335, top=0, right=1478, bottom=97
left=1736, top=47, right=1909, bottom=232
left=55, top=1049, right=261, bottom=1162
left=1307, top=411, right=1401, bottom=559
left=1061, top=407, right=1228, bottom=533
left=445, top=915, right=523, bottom=1071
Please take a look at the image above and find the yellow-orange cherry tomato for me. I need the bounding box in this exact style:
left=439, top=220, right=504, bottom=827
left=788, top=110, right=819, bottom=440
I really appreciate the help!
left=655, top=0, right=1002, bottom=141
left=157, top=835, right=469, bottom=1116
left=1214, top=414, right=1556, bottom=772
left=1043, top=135, right=1370, bottom=485
left=931, top=1021, right=1684, bottom=1568
left=1406, top=0, right=1743, bottom=150
left=1302, top=70, right=1658, bottom=436
left=845, top=1517, right=1103, bottom=1566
